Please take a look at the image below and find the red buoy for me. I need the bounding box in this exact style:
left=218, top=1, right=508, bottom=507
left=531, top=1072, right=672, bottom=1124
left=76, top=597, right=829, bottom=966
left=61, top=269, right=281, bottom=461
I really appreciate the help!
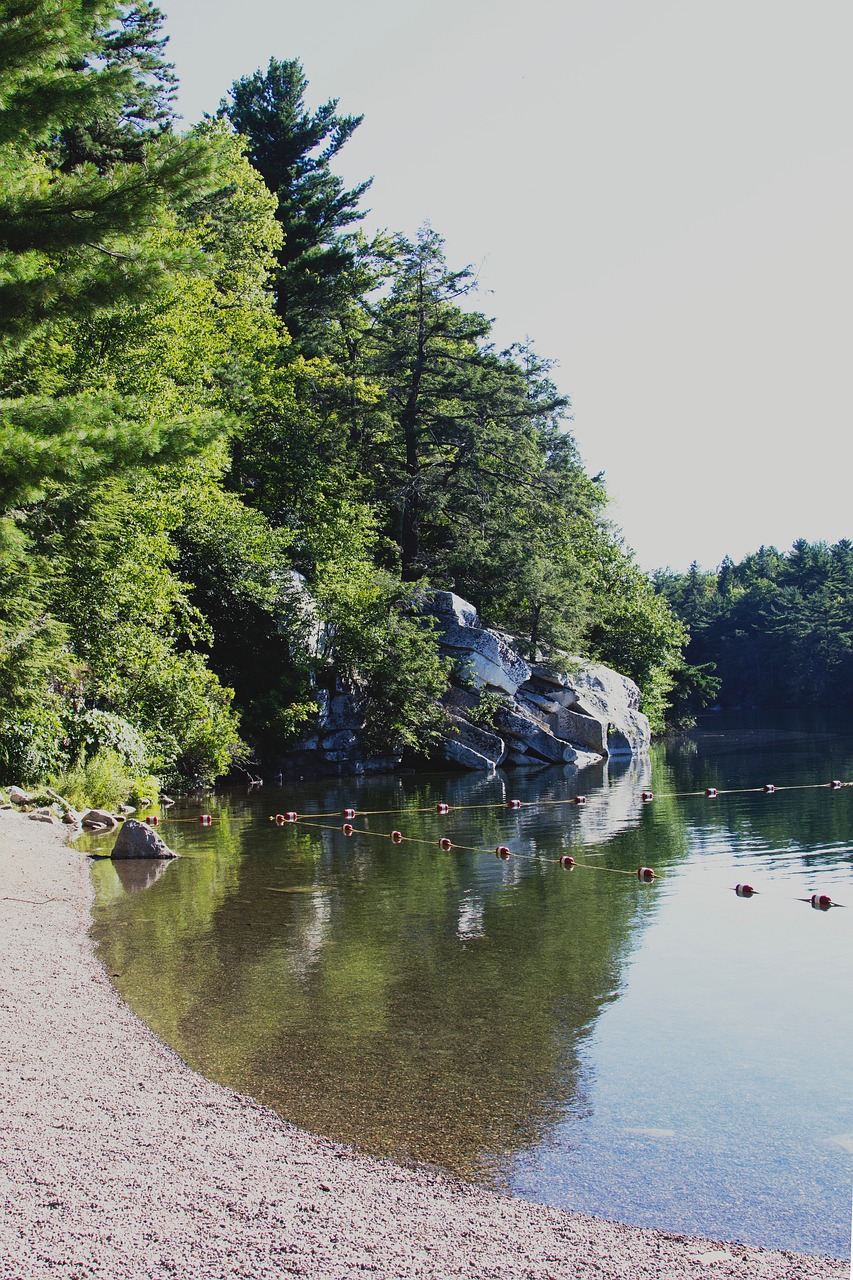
left=438, top=837, right=453, bottom=851
left=145, top=815, right=159, bottom=826
left=830, top=780, right=843, bottom=790
left=284, top=812, right=298, bottom=823
left=495, top=845, right=511, bottom=859
left=198, top=814, right=213, bottom=826
left=436, top=802, right=450, bottom=814
left=343, top=807, right=356, bottom=819
left=342, top=823, right=353, bottom=836
left=574, top=795, right=587, bottom=806
left=274, top=813, right=285, bottom=826
left=508, top=799, right=522, bottom=810
left=559, top=854, right=575, bottom=870
left=641, top=790, right=654, bottom=802
left=390, top=830, right=403, bottom=843
left=637, top=866, right=655, bottom=882
left=763, top=784, right=776, bottom=794
left=735, top=883, right=755, bottom=898
left=811, top=893, right=833, bottom=911
left=705, top=787, right=718, bottom=798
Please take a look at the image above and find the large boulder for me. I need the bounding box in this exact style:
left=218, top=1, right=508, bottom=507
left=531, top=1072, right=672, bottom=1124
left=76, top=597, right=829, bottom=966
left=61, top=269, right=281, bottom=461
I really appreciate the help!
left=442, top=716, right=506, bottom=771
left=420, top=590, right=480, bottom=629
left=418, top=590, right=651, bottom=769
left=110, top=818, right=177, bottom=860
left=439, top=624, right=531, bottom=696
left=560, top=662, right=650, bottom=755
left=495, top=706, right=602, bottom=767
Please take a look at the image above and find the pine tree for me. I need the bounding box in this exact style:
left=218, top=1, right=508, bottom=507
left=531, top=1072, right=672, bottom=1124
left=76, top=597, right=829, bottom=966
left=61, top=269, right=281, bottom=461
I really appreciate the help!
left=58, top=1, right=179, bottom=171
left=0, top=0, right=224, bottom=508
left=221, top=57, right=372, bottom=347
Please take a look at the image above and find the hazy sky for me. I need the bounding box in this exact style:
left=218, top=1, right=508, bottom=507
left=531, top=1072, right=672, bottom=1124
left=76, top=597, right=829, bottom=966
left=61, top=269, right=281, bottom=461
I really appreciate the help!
left=159, top=0, right=851, bottom=572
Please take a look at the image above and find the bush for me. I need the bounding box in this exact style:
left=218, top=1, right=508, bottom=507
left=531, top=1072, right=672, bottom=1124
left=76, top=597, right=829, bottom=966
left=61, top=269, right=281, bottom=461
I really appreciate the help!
left=0, top=708, right=68, bottom=785
left=65, top=709, right=149, bottom=772
left=50, top=748, right=160, bottom=811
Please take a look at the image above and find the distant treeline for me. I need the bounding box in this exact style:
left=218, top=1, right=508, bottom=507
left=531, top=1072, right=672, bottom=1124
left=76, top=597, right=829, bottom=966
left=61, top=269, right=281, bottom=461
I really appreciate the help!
left=655, top=540, right=853, bottom=714
left=1, top=1, right=687, bottom=789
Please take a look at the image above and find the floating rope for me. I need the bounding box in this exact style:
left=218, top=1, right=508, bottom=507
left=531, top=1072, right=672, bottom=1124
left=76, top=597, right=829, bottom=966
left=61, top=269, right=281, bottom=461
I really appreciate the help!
left=130, top=776, right=849, bottom=910
left=139, top=777, right=851, bottom=826
left=270, top=777, right=852, bottom=822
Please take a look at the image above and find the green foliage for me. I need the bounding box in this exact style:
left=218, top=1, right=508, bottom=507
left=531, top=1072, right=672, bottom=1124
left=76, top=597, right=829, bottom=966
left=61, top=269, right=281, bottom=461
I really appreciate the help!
left=0, top=705, right=67, bottom=784
left=657, top=538, right=853, bottom=710
left=221, top=56, right=372, bottom=348
left=467, top=689, right=508, bottom=731
left=311, top=504, right=451, bottom=755
left=65, top=709, right=149, bottom=772
left=0, top=29, right=693, bottom=790
left=50, top=747, right=159, bottom=811
left=582, top=533, right=688, bottom=732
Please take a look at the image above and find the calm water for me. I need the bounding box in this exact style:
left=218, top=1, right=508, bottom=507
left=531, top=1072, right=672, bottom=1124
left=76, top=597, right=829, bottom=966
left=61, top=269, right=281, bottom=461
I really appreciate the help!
left=89, top=713, right=853, bottom=1258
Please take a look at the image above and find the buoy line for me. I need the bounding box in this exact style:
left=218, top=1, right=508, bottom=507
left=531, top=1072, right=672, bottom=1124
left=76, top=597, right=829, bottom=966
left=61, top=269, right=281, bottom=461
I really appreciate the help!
left=141, top=777, right=851, bottom=826
left=286, top=777, right=852, bottom=819
left=134, top=780, right=849, bottom=911
left=289, top=816, right=650, bottom=878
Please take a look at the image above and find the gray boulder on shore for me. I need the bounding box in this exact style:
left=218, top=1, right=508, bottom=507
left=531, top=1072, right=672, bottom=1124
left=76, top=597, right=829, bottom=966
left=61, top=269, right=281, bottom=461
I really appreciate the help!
left=110, top=819, right=177, bottom=860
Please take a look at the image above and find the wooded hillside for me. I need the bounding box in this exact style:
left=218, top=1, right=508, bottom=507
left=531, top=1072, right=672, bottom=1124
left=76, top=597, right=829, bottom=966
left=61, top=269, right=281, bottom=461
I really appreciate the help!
left=0, top=1, right=686, bottom=790
left=656, top=541, right=853, bottom=715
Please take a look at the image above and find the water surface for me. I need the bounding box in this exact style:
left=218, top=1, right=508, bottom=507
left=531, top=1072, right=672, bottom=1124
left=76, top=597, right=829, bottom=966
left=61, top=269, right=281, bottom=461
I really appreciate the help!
left=90, top=714, right=853, bottom=1257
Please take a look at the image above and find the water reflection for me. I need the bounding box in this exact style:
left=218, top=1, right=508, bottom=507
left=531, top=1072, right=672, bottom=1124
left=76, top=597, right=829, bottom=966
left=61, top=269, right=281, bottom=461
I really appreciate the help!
left=90, top=759, right=655, bottom=1179
left=111, top=857, right=176, bottom=894
left=89, top=718, right=853, bottom=1256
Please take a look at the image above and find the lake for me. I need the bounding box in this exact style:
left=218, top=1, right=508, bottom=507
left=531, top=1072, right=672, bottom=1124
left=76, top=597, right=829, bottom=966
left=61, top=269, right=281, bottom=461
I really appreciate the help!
left=89, top=712, right=853, bottom=1258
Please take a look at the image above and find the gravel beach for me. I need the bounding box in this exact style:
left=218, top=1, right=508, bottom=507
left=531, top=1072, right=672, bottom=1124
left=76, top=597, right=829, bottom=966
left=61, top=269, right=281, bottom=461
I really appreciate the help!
left=0, top=808, right=846, bottom=1280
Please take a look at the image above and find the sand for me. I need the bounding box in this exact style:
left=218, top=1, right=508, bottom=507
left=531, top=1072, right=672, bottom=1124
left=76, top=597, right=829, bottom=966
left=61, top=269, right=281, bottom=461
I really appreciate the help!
left=0, top=807, right=846, bottom=1279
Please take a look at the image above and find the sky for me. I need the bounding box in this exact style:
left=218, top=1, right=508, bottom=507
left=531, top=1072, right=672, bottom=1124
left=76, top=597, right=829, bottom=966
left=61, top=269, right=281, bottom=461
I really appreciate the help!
left=158, top=0, right=851, bottom=573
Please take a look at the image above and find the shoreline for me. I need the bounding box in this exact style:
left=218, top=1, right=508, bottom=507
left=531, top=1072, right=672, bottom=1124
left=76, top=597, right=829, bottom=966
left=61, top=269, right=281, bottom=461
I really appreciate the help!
left=0, top=809, right=846, bottom=1279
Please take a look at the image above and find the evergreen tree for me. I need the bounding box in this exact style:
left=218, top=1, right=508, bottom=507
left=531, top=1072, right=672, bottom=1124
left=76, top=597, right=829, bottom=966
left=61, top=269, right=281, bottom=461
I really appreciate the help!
left=58, top=1, right=179, bottom=172
left=221, top=57, right=372, bottom=348
left=0, top=1, right=224, bottom=507
left=658, top=538, right=853, bottom=712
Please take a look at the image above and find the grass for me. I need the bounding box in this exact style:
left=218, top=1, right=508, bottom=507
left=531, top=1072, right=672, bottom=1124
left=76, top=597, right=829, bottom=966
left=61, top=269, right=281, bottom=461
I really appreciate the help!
left=48, top=749, right=160, bottom=812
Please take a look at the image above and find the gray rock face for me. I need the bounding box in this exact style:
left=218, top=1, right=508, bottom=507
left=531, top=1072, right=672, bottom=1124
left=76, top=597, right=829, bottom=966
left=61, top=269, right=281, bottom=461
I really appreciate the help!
left=560, top=662, right=651, bottom=755
left=444, top=716, right=506, bottom=770
left=440, top=624, right=531, bottom=696
left=422, top=590, right=480, bottom=629
left=269, top=587, right=649, bottom=778
left=110, top=819, right=177, bottom=860
left=417, top=590, right=650, bottom=772
left=496, top=707, right=580, bottom=764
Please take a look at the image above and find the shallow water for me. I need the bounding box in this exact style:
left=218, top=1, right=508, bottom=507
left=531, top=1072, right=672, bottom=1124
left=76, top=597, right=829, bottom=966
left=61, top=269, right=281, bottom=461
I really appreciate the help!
left=89, top=713, right=853, bottom=1257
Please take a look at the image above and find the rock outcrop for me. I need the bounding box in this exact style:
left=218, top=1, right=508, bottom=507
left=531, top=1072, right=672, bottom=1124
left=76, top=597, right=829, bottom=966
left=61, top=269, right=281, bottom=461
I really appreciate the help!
left=269, top=587, right=650, bottom=777
left=426, top=592, right=650, bottom=772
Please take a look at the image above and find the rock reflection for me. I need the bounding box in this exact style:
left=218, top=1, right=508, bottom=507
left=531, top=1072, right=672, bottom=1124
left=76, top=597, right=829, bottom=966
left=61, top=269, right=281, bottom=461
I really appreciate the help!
left=112, top=857, right=176, bottom=894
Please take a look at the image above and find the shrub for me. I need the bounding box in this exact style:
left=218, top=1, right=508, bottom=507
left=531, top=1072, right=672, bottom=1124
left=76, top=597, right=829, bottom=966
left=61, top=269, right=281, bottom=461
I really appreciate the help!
left=0, top=708, right=68, bottom=785
left=50, top=748, right=160, bottom=812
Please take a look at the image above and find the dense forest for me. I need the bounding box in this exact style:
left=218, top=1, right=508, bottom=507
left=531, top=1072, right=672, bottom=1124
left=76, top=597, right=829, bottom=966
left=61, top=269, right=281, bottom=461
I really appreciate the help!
left=656, top=540, right=853, bottom=715
left=0, top=0, right=688, bottom=793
